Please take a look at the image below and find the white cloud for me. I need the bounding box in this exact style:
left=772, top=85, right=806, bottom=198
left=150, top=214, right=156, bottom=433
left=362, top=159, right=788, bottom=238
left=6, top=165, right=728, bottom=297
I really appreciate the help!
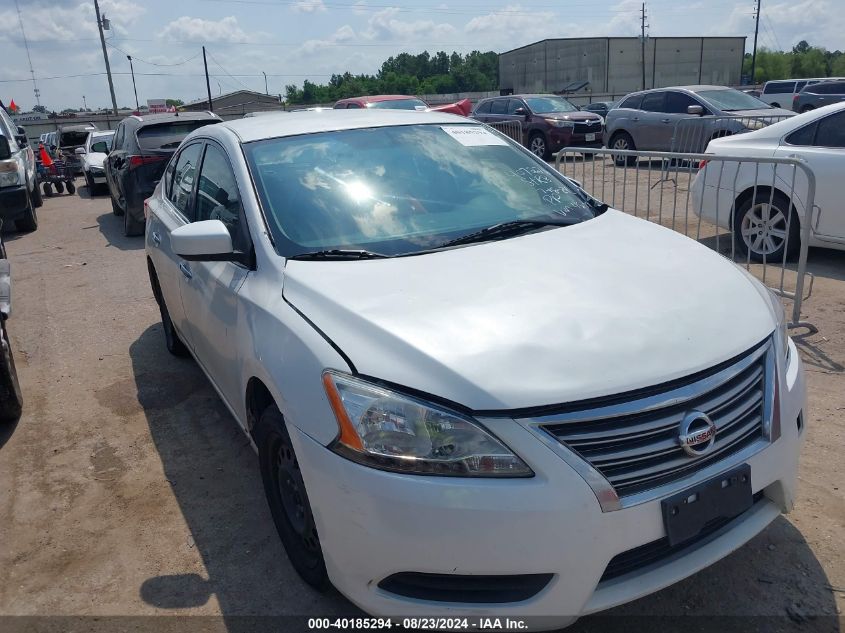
left=294, top=25, right=357, bottom=56
left=721, top=0, right=844, bottom=51
left=363, top=8, right=456, bottom=41
left=159, top=16, right=250, bottom=43
left=464, top=5, right=556, bottom=50
left=292, top=0, right=327, bottom=13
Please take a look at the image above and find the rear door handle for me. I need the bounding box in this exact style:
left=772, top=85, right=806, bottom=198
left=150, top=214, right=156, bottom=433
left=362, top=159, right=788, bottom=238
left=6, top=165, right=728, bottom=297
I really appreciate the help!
left=179, top=263, right=192, bottom=280
left=151, top=231, right=161, bottom=246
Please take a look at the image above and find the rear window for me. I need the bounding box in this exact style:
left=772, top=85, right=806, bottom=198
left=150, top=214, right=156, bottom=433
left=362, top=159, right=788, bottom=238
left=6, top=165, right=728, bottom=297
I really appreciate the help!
left=809, top=82, right=845, bottom=95
left=366, top=99, right=428, bottom=110
left=136, top=121, right=219, bottom=151
left=763, top=81, right=795, bottom=95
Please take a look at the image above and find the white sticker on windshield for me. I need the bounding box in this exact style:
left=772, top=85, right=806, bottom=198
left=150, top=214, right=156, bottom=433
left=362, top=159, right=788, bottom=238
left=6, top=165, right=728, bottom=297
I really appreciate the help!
left=441, top=125, right=509, bottom=147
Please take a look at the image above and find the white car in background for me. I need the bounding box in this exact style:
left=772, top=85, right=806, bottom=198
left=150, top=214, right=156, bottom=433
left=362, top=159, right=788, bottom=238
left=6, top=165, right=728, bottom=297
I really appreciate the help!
left=78, top=129, right=115, bottom=193
left=145, top=110, right=805, bottom=628
left=692, top=102, right=845, bottom=261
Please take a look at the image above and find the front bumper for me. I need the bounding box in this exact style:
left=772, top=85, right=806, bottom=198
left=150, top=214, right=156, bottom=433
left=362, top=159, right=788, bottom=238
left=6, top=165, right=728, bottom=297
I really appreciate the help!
left=289, top=340, right=805, bottom=628
left=0, top=185, right=29, bottom=220
left=88, top=168, right=107, bottom=184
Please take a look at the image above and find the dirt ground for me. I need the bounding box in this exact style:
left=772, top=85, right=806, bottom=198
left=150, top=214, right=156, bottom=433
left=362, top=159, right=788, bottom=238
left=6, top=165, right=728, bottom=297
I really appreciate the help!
left=0, top=180, right=842, bottom=633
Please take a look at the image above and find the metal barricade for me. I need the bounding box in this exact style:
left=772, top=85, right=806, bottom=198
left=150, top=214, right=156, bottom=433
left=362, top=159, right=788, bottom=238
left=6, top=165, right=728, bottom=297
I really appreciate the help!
left=483, top=121, right=523, bottom=146
left=555, top=147, right=815, bottom=329
left=670, top=115, right=794, bottom=154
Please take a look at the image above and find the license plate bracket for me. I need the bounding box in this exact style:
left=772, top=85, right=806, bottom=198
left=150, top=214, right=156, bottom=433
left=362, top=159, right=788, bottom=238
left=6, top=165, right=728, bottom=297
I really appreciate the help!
left=585, top=133, right=596, bottom=142
left=661, top=464, right=753, bottom=547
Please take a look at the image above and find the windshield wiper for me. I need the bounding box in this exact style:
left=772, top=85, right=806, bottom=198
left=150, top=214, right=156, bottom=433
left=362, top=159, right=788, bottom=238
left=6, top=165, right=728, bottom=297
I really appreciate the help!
left=289, top=249, right=389, bottom=261
left=436, top=219, right=575, bottom=249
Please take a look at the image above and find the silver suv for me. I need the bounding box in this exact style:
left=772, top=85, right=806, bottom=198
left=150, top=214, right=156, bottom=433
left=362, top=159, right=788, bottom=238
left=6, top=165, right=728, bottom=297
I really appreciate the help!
left=603, top=85, right=793, bottom=163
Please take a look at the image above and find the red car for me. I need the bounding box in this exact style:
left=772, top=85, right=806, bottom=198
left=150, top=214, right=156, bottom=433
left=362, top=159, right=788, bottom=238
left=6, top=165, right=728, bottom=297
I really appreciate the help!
left=333, top=95, right=472, bottom=116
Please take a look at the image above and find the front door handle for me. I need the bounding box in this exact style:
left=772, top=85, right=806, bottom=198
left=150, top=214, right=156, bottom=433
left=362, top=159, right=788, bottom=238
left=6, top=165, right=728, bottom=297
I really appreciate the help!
left=179, top=263, right=192, bottom=280
left=661, top=118, right=671, bottom=123
left=151, top=231, right=161, bottom=246
left=632, top=117, right=640, bottom=122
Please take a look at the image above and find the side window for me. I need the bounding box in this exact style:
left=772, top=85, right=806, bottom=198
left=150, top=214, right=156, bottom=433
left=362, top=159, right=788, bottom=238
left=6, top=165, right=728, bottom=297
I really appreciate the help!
left=640, top=92, right=665, bottom=112
left=764, top=81, right=794, bottom=95
left=195, top=144, right=243, bottom=244
left=665, top=92, right=701, bottom=114
left=168, top=143, right=203, bottom=219
left=815, top=112, right=845, bottom=148
left=620, top=94, right=643, bottom=110
left=785, top=122, right=818, bottom=146
left=346, top=103, right=363, bottom=109
left=506, top=99, right=524, bottom=114
left=795, top=81, right=807, bottom=92
left=474, top=100, right=492, bottom=114
left=490, top=99, right=508, bottom=115
left=113, top=124, right=125, bottom=151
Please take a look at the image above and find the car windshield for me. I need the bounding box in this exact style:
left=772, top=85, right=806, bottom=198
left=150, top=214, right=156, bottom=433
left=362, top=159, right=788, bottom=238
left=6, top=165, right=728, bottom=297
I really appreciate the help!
left=245, top=124, right=596, bottom=257
left=525, top=97, right=578, bottom=114
left=696, top=89, right=772, bottom=111
left=366, top=99, right=428, bottom=110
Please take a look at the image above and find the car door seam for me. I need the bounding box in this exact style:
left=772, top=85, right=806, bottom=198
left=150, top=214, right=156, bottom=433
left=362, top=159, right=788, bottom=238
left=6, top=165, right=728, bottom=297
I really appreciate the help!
left=282, top=295, right=356, bottom=374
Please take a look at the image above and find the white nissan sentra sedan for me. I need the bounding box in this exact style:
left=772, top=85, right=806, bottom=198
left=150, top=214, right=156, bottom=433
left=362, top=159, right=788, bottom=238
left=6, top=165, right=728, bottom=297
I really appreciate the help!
left=144, top=110, right=805, bottom=627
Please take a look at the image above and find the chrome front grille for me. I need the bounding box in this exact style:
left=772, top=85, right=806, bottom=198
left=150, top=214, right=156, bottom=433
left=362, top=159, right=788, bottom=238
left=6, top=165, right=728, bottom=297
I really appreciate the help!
left=534, top=338, right=775, bottom=503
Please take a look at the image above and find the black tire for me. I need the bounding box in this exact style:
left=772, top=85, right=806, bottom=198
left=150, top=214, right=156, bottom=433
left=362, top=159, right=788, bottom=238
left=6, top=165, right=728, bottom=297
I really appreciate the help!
left=801, top=105, right=814, bottom=113
left=609, top=132, right=637, bottom=166
left=255, top=405, right=330, bottom=592
left=160, top=296, right=188, bottom=357
left=527, top=132, right=551, bottom=160
left=54, top=181, right=64, bottom=194
left=85, top=172, right=94, bottom=193
left=0, top=320, right=23, bottom=425
left=110, top=192, right=124, bottom=216
left=14, top=191, right=37, bottom=232
left=31, top=179, right=43, bottom=208
left=66, top=181, right=76, bottom=195
left=43, top=182, right=53, bottom=197
left=123, top=206, right=145, bottom=237
left=733, top=190, right=800, bottom=263
left=770, top=102, right=780, bottom=109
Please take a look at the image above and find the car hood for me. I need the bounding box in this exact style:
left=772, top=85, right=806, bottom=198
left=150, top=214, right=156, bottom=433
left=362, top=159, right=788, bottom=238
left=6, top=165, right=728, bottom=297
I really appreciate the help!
left=725, top=107, right=794, bottom=117
left=84, top=152, right=107, bottom=169
left=283, top=210, right=775, bottom=411
left=540, top=111, right=602, bottom=123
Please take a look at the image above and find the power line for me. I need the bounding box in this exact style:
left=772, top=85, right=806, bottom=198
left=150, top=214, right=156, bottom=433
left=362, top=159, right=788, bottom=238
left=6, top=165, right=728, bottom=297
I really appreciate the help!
left=105, top=42, right=202, bottom=67
left=206, top=50, right=254, bottom=92
left=764, top=14, right=783, bottom=51
left=13, top=0, right=40, bottom=107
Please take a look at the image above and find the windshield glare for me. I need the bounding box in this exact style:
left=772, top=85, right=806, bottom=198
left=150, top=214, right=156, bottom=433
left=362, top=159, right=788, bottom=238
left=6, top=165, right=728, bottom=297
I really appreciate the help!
left=525, top=97, right=578, bottom=114
left=696, top=89, right=772, bottom=111
left=246, top=124, right=595, bottom=257
left=366, top=99, right=428, bottom=110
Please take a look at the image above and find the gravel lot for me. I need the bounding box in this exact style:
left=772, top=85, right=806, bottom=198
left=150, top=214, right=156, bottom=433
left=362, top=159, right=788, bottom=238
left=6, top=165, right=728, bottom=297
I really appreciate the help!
left=0, top=182, right=842, bottom=632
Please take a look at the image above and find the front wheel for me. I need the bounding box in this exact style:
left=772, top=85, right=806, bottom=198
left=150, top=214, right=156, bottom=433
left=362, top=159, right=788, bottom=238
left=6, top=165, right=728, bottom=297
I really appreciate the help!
left=0, top=319, right=23, bottom=425
left=734, top=190, right=800, bottom=262
left=255, top=405, right=330, bottom=592
left=528, top=133, right=551, bottom=160
left=31, top=180, right=43, bottom=208
left=14, top=192, right=37, bottom=232
left=801, top=105, right=814, bottom=113
left=610, top=132, right=637, bottom=166
left=54, top=181, right=64, bottom=194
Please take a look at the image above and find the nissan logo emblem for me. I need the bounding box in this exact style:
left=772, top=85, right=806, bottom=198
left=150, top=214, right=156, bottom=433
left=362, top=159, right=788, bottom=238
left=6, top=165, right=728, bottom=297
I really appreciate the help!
left=679, top=411, right=717, bottom=457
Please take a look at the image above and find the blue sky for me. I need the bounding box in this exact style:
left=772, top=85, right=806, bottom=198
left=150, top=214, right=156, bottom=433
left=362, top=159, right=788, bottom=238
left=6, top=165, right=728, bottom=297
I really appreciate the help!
left=0, top=0, right=841, bottom=111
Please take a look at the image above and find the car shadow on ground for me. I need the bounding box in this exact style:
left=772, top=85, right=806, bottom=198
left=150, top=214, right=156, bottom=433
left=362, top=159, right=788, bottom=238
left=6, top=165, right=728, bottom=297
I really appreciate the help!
left=0, top=415, right=20, bottom=450
left=128, top=324, right=356, bottom=630
left=96, top=212, right=145, bottom=252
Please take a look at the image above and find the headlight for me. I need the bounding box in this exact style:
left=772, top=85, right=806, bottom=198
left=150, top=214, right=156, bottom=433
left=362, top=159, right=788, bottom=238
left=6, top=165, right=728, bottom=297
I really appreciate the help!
left=545, top=118, right=575, bottom=129
left=322, top=371, right=533, bottom=477
left=768, top=289, right=789, bottom=364
left=0, top=157, right=23, bottom=188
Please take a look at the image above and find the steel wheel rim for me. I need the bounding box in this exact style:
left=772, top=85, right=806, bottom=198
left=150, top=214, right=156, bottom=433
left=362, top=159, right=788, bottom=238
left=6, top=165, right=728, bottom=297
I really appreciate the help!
left=530, top=137, right=545, bottom=156
left=273, top=440, right=320, bottom=553
left=741, top=203, right=788, bottom=255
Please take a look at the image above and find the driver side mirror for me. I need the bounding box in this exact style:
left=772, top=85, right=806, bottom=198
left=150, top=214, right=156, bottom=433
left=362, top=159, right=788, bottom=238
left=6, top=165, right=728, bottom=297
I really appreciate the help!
left=687, top=105, right=705, bottom=116
left=513, top=107, right=528, bottom=116
left=171, top=220, right=235, bottom=262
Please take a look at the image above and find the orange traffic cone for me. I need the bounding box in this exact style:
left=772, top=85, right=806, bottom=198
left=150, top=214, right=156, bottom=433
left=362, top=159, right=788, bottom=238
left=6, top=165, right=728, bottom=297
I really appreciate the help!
left=39, top=143, right=53, bottom=167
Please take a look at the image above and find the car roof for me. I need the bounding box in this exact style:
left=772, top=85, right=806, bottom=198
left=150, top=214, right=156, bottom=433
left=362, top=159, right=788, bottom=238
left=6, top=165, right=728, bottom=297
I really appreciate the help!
left=91, top=129, right=114, bottom=137
left=130, top=111, right=220, bottom=126
left=336, top=95, right=422, bottom=104
left=484, top=94, right=569, bottom=100
left=217, top=109, right=469, bottom=143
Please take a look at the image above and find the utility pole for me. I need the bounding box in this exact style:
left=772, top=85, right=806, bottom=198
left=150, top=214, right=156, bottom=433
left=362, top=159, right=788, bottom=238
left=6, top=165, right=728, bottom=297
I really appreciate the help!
left=127, top=55, right=139, bottom=111
left=750, top=0, right=761, bottom=85
left=263, top=71, right=268, bottom=95
left=94, top=0, right=118, bottom=116
left=83, top=95, right=87, bottom=111
left=640, top=3, right=648, bottom=91
left=203, top=46, right=213, bottom=112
